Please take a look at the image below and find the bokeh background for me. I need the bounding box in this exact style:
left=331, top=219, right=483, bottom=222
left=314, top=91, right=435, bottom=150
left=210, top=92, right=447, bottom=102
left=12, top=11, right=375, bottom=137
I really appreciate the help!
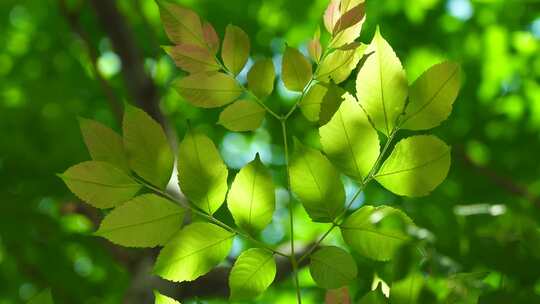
left=1, top=0, right=540, bottom=303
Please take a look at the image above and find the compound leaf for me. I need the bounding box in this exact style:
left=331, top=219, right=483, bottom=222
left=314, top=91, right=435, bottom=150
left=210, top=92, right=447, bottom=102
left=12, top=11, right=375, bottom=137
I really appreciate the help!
left=222, top=24, right=250, bottom=76
left=227, top=155, right=275, bottom=233
left=154, top=222, right=234, bottom=282
left=247, top=58, right=275, bottom=99
left=375, top=135, right=451, bottom=197
left=157, top=1, right=206, bottom=48
left=356, top=28, right=407, bottom=136
left=320, top=93, right=380, bottom=181
left=60, top=161, right=141, bottom=209
left=163, top=44, right=220, bottom=73
left=154, top=291, right=181, bottom=304
left=282, top=46, right=312, bottom=92
left=290, top=139, right=345, bottom=222
left=341, top=205, right=413, bottom=261
left=299, top=82, right=345, bottom=124
left=174, top=72, right=242, bottom=108
left=123, top=105, right=174, bottom=189
left=218, top=100, right=265, bottom=132
left=310, top=246, right=358, bottom=289
left=178, top=129, right=228, bottom=214
left=79, top=117, right=129, bottom=172
left=95, top=194, right=185, bottom=248
left=229, top=248, right=276, bottom=300
left=401, top=61, right=461, bottom=130
left=317, top=43, right=366, bottom=84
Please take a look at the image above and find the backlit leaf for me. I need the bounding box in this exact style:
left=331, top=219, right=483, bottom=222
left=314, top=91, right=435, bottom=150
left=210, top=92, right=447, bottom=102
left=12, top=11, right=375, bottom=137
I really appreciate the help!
left=157, top=1, right=205, bottom=48
left=79, top=117, right=129, bottom=172
left=174, top=72, right=242, bottom=108
left=356, top=28, right=407, bottom=136
left=299, top=82, right=345, bottom=124
left=290, top=138, right=345, bottom=222
left=222, top=24, right=250, bottom=76
left=95, top=194, right=185, bottom=247
left=390, top=272, right=424, bottom=304
left=317, top=43, right=366, bottom=84
left=247, top=58, right=275, bottom=99
left=163, top=44, right=220, bottom=73
left=227, top=155, right=275, bottom=233
left=282, top=46, right=312, bottom=92
left=332, top=3, right=365, bottom=36
left=123, top=105, right=174, bottom=189
left=154, top=222, right=234, bottom=282
left=218, top=100, right=265, bottom=132
left=357, top=288, right=388, bottom=304
left=178, top=129, right=228, bottom=214
left=310, top=246, right=358, bottom=289
left=341, top=205, right=413, bottom=261
left=229, top=248, right=276, bottom=300
left=60, top=161, right=141, bottom=209
left=202, top=21, right=220, bottom=54
left=401, top=61, right=461, bottom=130
left=375, top=135, right=451, bottom=197
left=154, top=291, right=181, bottom=304
left=320, top=93, right=380, bottom=181
left=308, top=38, right=322, bottom=63
left=323, top=0, right=340, bottom=33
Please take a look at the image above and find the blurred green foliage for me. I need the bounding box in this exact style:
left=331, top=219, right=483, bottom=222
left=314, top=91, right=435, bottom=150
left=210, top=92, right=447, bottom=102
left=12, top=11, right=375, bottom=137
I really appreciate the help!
left=1, top=0, right=539, bottom=303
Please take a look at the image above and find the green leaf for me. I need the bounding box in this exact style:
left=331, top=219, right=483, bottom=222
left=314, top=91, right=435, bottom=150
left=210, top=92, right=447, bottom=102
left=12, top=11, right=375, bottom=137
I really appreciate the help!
left=341, top=205, right=413, bottom=261
left=356, top=28, right=407, bottom=136
left=157, top=1, right=206, bottom=48
left=389, top=272, right=424, bottom=304
left=247, top=58, right=275, bottom=99
left=290, top=139, right=345, bottom=222
left=218, top=99, right=265, bottom=132
left=401, top=61, right=461, bottom=130
left=299, top=82, right=345, bottom=125
left=123, top=105, right=174, bottom=189
left=28, top=289, right=54, bottom=304
left=95, top=194, right=185, bottom=248
left=282, top=46, right=312, bottom=92
left=154, top=222, right=234, bottom=282
left=229, top=248, right=276, bottom=300
left=174, top=72, right=242, bottom=108
left=78, top=117, right=129, bottom=172
left=60, top=161, right=141, bottom=209
left=316, top=43, right=367, bottom=84
left=178, top=129, right=228, bottom=214
left=222, top=24, right=250, bottom=76
left=308, top=38, right=322, bottom=63
left=320, top=93, right=380, bottom=181
left=154, top=291, right=181, bottom=304
left=375, top=135, right=451, bottom=197
left=227, top=155, right=275, bottom=233
left=309, top=246, right=358, bottom=289
left=357, top=288, right=388, bottom=304
left=163, top=44, right=220, bottom=73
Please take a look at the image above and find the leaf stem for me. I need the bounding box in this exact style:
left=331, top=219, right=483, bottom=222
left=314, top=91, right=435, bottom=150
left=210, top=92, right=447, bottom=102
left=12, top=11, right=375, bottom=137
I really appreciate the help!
left=135, top=177, right=289, bottom=258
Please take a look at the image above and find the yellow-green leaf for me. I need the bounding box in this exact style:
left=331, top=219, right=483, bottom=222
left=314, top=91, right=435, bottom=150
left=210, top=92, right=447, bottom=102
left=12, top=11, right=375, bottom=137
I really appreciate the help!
left=247, top=58, right=275, bottom=99
left=310, top=246, right=358, bottom=289
left=202, top=21, right=220, bottom=54
left=28, top=289, right=54, bottom=304
left=356, top=28, right=407, bottom=136
left=299, top=82, right=345, bottom=124
left=154, top=222, right=234, bottom=282
left=154, top=291, right=181, bottom=304
left=401, top=61, right=461, bottom=130
left=282, top=46, right=312, bottom=92
left=227, top=155, right=275, bottom=233
left=218, top=100, right=265, bottom=132
left=123, top=105, right=174, bottom=189
left=157, top=1, right=205, bottom=48
left=332, top=3, right=365, bottom=36
left=375, top=135, right=451, bottom=197
left=178, top=129, right=228, bottom=214
left=163, top=44, right=220, bottom=73
left=222, top=24, right=250, bottom=76
left=79, top=117, right=129, bottom=172
left=320, top=93, right=380, bottom=181
left=323, top=0, right=340, bottom=33
left=341, top=205, right=413, bottom=261
left=290, top=139, right=345, bottom=222
left=174, top=72, right=242, bottom=108
left=229, top=248, right=276, bottom=300
left=95, top=194, right=185, bottom=248
left=60, top=161, right=141, bottom=209
left=317, top=43, right=367, bottom=84
left=390, top=272, right=424, bottom=304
